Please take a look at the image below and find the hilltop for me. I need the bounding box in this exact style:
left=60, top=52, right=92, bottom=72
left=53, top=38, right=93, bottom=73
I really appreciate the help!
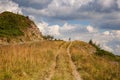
left=0, top=11, right=43, bottom=44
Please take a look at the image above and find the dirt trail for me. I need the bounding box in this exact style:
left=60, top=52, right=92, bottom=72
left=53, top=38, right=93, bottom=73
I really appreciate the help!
left=45, top=42, right=64, bottom=80
left=45, top=42, right=82, bottom=80
left=67, top=42, right=82, bottom=80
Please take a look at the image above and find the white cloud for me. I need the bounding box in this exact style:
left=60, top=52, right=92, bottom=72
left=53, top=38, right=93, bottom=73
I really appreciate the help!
left=28, top=15, right=36, bottom=21
left=103, top=45, right=113, bottom=52
left=22, top=0, right=120, bottom=32
left=0, top=0, right=22, bottom=14
left=22, top=0, right=95, bottom=18
left=98, top=0, right=115, bottom=9
left=61, top=23, right=75, bottom=30
left=117, top=0, right=120, bottom=8
left=103, top=31, right=110, bottom=35
left=22, top=0, right=120, bottom=28
left=111, top=30, right=120, bottom=39
left=86, top=25, right=95, bottom=33
left=37, top=21, right=60, bottom=36
left=116, top=45, right=120, bottom=53
left=49, top=25, right=60, bottom=36
left=31, top=20, right=120, bottom=55
left=48, top=0, right=92, bottom=9
left=37, top=21, right=88, bottom=39
left=115, top=30, right=120, bottom=35
left=37, top=21, right=49, bottom=35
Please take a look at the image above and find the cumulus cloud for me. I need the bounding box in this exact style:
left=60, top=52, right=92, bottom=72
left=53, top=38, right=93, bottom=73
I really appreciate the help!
left=98, top=0, right=116, bottom=9
left=37, top=21, right=91, bottom=39
left=117, top=0, right=120, bottom=8
left=36, top=21, right=120, bottom=55
left=0, top=0, right=22, bottom=14
left=18, top=0, right=120, bottom=30
left=111, top=30, right=120, bottom=39
left=115, top=45, right=120, bottom=54
left=37, top=21, right=60, bottom=36
left=86, top=25, right=97, bottom=33
left=103, top=31, right=110, bottom=35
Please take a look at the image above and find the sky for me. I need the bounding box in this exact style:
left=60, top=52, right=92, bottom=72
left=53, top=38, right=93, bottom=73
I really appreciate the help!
left=0, top=0, right=120, bottom=55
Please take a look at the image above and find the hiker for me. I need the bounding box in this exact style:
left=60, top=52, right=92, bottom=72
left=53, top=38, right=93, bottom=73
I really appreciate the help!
left=69, top=38, right=71, bottom=41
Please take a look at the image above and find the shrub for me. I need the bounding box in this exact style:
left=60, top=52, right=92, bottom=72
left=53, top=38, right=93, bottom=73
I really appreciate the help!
left=42, top=35, right=54, bottom=40
left=89, top=40, right=117, bottom=61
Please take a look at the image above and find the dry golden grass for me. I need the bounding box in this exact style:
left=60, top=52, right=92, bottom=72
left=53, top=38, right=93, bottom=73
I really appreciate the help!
left=70, top=41, right=120, bottom=80
left=0, top=40, right=120, bottom=80
left=51, top=42, right=75, bottom=80
left=0, top=41, right=63, bottom=80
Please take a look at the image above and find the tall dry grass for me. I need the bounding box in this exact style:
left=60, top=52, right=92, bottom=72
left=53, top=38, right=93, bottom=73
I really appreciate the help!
left=70, top=41, right=120, bottom=80
left=1, top=40, right=119, bottom=80
left=51, top=42, right=75, bottom=80
left=0, top=41, right=63, bottom=80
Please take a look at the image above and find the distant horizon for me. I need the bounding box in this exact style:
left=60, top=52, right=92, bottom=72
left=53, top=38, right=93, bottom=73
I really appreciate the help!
left=0, top=0, right=120, bottom=55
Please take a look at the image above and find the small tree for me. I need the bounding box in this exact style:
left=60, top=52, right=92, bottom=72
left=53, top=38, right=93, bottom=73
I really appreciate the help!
left=89, top=39, right=93, bottom=45
left=43, top=35, right=54, bottom=40
left=89, top=39, right=100, bottom=50
left=89, top=39, right=115, bottom=58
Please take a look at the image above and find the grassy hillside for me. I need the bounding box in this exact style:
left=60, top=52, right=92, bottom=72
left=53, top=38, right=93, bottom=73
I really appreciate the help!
left=70, top=41, right=120, bottom=80
left=0, top=11, right=42, bottom=44
left=0, top=11, right=34, bottom=37
left=0, top=40, right=119, bottom=80
left=0, top=41, right=64, bottom=80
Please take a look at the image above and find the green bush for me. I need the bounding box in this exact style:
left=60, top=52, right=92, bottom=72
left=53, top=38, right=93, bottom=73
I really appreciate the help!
left=89, top=40, right=118, bottom=61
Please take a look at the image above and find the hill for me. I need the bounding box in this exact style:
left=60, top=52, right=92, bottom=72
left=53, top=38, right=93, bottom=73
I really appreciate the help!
left=0, top=40, right=119, bottom=80
left=71, top=41, right=120, bottom=80
left=0, top=11, right=43, bottom=44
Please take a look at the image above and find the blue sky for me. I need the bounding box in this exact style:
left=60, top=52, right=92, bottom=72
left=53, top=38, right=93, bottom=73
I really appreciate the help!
left=0, top=0, right=120, bottom=55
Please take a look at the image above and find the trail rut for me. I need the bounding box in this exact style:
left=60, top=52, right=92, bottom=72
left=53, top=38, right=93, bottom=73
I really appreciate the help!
left=45, top=42, right=82, bottom=80
left=45, top=42, right=64, bottom=80
left=67, top=42, right=82, bottom=80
